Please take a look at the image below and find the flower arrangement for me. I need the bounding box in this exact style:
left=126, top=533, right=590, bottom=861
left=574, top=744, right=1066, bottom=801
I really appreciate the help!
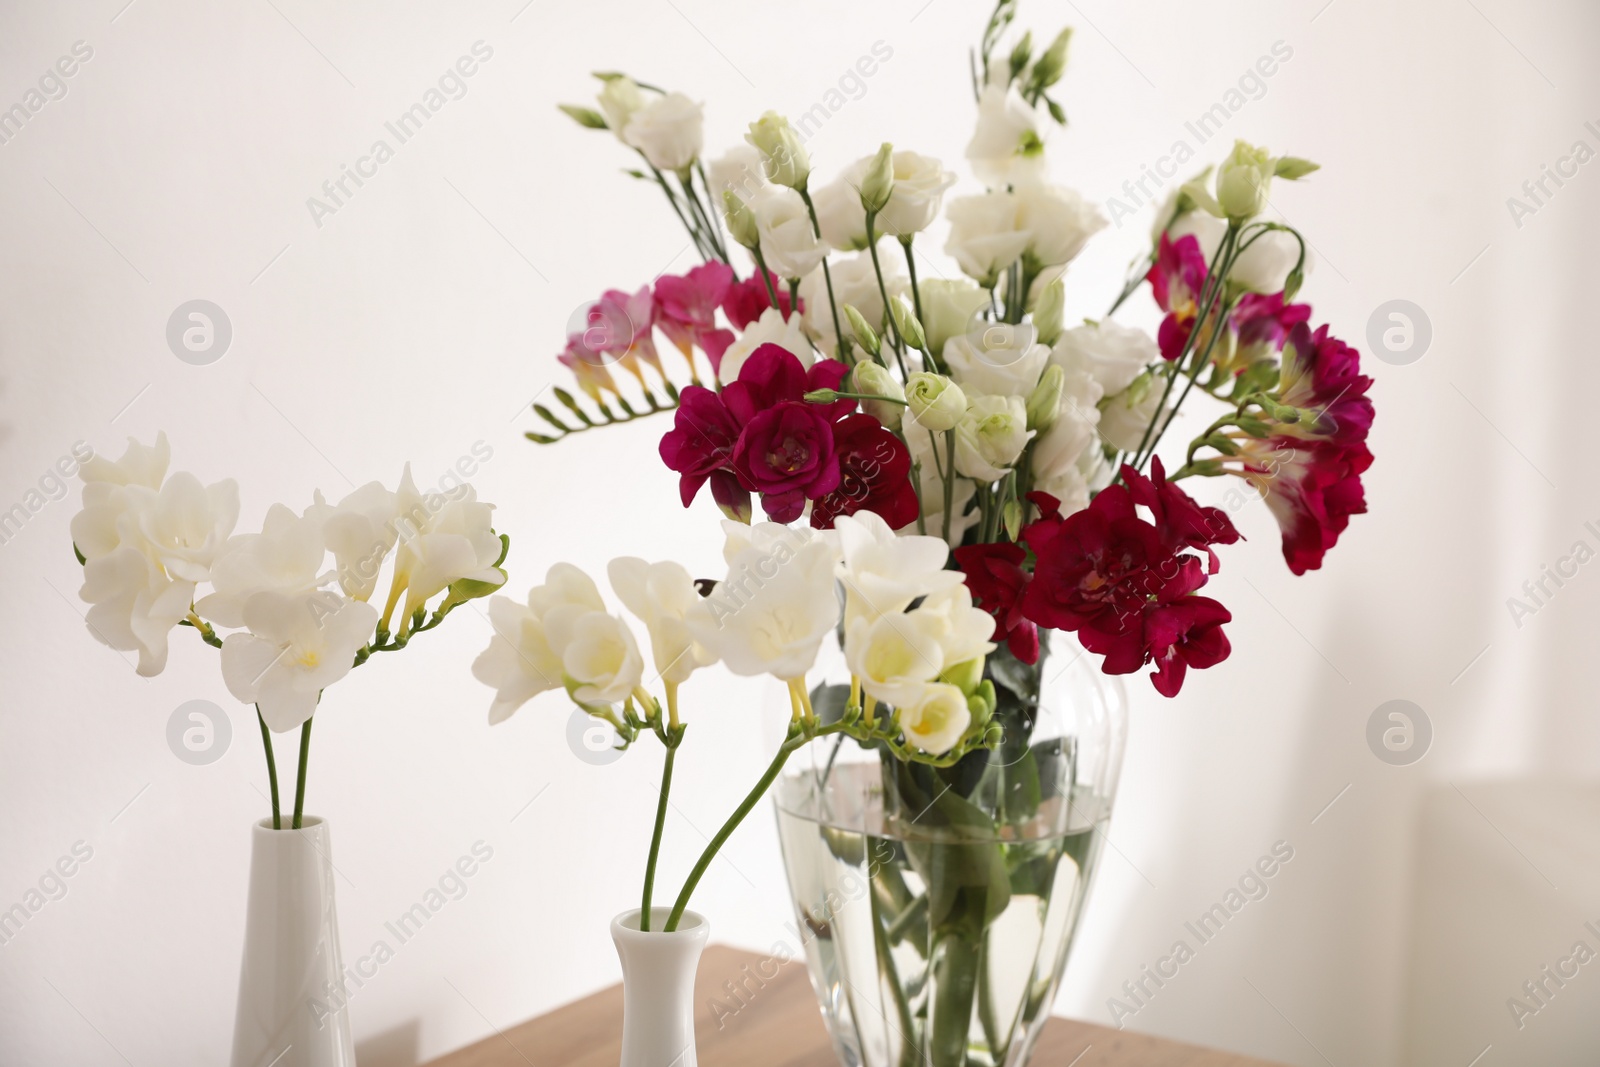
left=70, top=433, right=510, bottom=828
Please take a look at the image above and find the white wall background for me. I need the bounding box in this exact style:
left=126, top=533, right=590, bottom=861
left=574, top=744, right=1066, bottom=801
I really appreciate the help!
left=2, top=0, right=1598, bottom=1064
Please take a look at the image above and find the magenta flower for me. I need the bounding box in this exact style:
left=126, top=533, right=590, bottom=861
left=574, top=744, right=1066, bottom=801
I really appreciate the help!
left=655, top=263, right=735, bottom=372
left=659, top=385, right=741, bottom=507
left=722, top=270, right=796, bottom=331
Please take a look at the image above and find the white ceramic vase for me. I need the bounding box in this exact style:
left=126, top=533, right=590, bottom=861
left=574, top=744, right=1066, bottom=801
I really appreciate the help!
left=611, top=908, right=710, bottom=1067
left=230, top=817, right=356, bottom=1067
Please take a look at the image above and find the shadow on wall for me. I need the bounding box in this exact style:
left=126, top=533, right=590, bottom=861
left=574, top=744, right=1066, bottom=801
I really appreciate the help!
left=356, top=1018, right=421, bottom=1067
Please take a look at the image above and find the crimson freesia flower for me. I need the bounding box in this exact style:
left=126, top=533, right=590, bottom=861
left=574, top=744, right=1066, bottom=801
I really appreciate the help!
left=810, top=414, right=919, bottom=531
left=953, top=541, right=1039, bottom=664
left=1148, top=233, right=1209, bottom=362
left=655, top=263, right=736, bottom=371
left=659, top=386, right=742, bottom=509
left=733, top=402, right=841, bottom=521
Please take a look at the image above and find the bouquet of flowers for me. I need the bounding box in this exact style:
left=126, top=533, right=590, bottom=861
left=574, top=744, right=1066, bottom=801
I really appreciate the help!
left=489, top=1, right=1375, bottom=1062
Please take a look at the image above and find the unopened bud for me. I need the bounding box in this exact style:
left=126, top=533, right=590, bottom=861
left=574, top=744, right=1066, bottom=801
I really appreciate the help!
left=1026, top=364, right=1065, bottom=433
left=843, top=304, right=882, bottom=357
left=889, top=297, right=926, bottom=352
left=722, top=191, right=759, bottom=250
left=1033, top=277, right=1065, bottom=346
left=859, top=142, right=895, bottom=216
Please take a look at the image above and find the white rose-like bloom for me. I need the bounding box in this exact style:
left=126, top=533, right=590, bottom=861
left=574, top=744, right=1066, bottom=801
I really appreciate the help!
left=810, top=156, right=871, bottom=250
left=706, top=144, right=768, bottom=200
left=833, top=510, right=961, bottom=628
left=1229, top=229, right=1303, bottom=295
left=686, top=528, right=841, bottom=681
left=966, top=82, right=1048, bottom=189
left=902, top=426, right=980, bottom=541
left=799, top=246, right=905, bottom=354
left=306, top=481, right=401, bottom=602
left=1165, top=201, right=1226, bottom=262
left=718, top=305, right=811, bottom=385
left=1051, top=320, right=1158, bottom=397
left=78, top=546, right=195, bottom=677
left=389, top=466, right=506, bottom=624
left=547, top=609, right=645, bottom=708
left=221, top=591, right=379, bottom=732
left=1013, top=180, right=1108, bottom=270
left=942, top=321, right=1049, bottom=398
left=133, top=472, right=238, bottom=583
left=473, top=563, right=604, bottom=724
left=1100, top=374, right=1168, bottom=454
left=72, top=434, right=171, bottom=560
left=917, top=279, right=989, bottom=361
left=195, top=503, right=327, bottom=628
left=945, top=189, right=1029, bottom=286
left=597, top=76, right=645, bottom=142
left=845, top=612, right=946, bottom=709
left=621, top=91, right=704, bottom=172
left=608, top=557, right=715, bottom=687
left=900, top=681, right=973, bottom=755
left=904, top=372, right=968, bottom=433
left=875, top=151, right=957, bottom=237
left=750, top=185, right=828, bottom=281
left=955, top=394, right=1031, bottom=481
left=1030, top=365, right=1104, bottom=515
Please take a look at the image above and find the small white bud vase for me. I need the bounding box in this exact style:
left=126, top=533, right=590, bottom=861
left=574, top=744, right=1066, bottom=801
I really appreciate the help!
left=611, top=908, right=710, bottom=1067
left=230, top=817, right=356, bottom=1067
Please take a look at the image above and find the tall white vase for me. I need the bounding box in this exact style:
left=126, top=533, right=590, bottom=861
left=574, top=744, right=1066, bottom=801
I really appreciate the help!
left=230, top=817, right=356, bottom=1067
left=611, top=908, right=710, bottom=1067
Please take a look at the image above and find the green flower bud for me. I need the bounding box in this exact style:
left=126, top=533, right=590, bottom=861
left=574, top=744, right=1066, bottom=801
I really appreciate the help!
left=851, top=362, right=904, bottom=430
left=889, top=296, right=927, bottom=352
left=1033, top=276, right=1065, bottom=346
left=745, top=111, right=811, bottom=190
left=940, top=657, right=985, bottom=696
left=843, top=304, right=881, bottom=358
left=722, top=190, right=759, bottom=250
left=1216, top=140, right=1275, bottom=221
left=1031, top=28, right=1072, bottom=89
left=859, top=142, right=895, bottom=216
left=1026, top=364, right=1065, bottom=432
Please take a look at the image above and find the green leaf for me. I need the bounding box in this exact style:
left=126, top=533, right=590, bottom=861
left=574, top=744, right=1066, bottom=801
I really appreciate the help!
left=73, top=542, right=86, bottom=565
left=557, top=104, right=608, bottom=130
left=1045, top=96, right=1067, bottom=125
left=809, top=682, right=853, bottom=727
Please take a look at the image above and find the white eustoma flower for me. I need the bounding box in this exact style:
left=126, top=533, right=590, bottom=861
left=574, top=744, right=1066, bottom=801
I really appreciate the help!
left=597, top=75, right=645, bottom=141
left=133, top=472, right=238, bottom=582
left=955, top=394, right=1031, bottom=481
left=845, top=611, right=946, bottom=708
left=78, top=546, right=194, bottom=677
left=1163, top=196, right=1226, bottom=261
left=799, top=247, right=905, bottom=354
left=875, top=151, right=957, bottom=237
left=915, top=583, right=997, bottom=669
left=810, top=156, right=872, bottom=250
left=706, top=144, right=768, bottom=200
left=221, top=591, right=378, bottom=732
left=1230, top=229, right=1304, bottom=295
left=686, top=526, right=841, bottom=681
left=945, top=189, right=1029, bottom=287
left=966, top=82, right=1048, bottom=189
left=621, top=92, right=704, bottom=172
left=833, top=511, right=960, bottom=628
left=917, top=279, right=989, bottom=362
left=608, top=557, right=715, bottom=687
left=195, top=503, right=327, bottom=628
left=942, top=321, right=1049, bottom=398
left=306, top=481, right=401, bottom=601
left=1100, top=374, right=1168, bottom=454
left=472, top=563, right=603, bottom=724
left=1013, top=180, right=1108, bottom=269
left=750, top=185, right=828, bottom=282
left=1051, top=320, right=1157, bottom=397
left=1030, top=367, right=1103, bottom=515
left=388, top=466, right=505, bottom=627
left=547, top=609, right=645, bottom=708
left=900, top=682, right=972, bottom=755
left=719, top=305, right=811, bottom=384
left=904, top=372, right=968, bottom=433
left=902, top=426, right=980, bottom=541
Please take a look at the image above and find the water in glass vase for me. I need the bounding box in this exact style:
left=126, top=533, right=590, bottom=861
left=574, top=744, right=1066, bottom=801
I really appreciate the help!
left=774, top=760, right=1111, bottom=1067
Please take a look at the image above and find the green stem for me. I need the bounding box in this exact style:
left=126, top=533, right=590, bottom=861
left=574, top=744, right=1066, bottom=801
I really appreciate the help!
left=799, top=188, right=848, bottom=360
left=292, top=716, right=313, bottom=831
left=901, top=237, right=934, bottom=371
left=751, top=245, right=782, bottom=309
left=665, top=730, right=805, bottom=931
left=256, top=707, right=280, bottom=831
left=864, top=214, right=909, bottom=378
left=641, top=740, right=679, bottom=932
left=647, top=159, right=711, bottom=261
left=942, top=429, right=957, bottom=548
left=872, top=869, right=921, bottom=1067
left=694, top=160, right=733, bottom=267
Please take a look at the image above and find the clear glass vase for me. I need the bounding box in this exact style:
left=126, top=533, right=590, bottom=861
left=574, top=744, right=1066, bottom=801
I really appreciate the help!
left=773, top=630, right=1127, bottom=1067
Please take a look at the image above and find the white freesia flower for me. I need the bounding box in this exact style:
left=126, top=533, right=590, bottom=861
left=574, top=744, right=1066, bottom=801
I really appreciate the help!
left=597, top=76, right=645, bottom=141
left=1230, top=229, right=1303, bottom=295
left=1051, top=320, right=1158, bottom=396
left=833, top=511, right=960, bottom=628
left=130, top=472, right=237, bottom=583
left=719, top=305, right=811, bottom=384
left=902, top=426, right=980, bottom=541
left=608, top=557, right=715, bottom=687
left=875, top=151, right=957, bottom=237
left=73, top=435, right=174, bottom=561
left=945, top=189, right=1029, bottom=286
left=221, top=591, right=378, bottom=732
left=955, top=394, right=1031, bottom=481
left=79, top=546, right=194, bottom=677
left=686, top=526, right=840, bottom=681
left=942, top=321, right=1049, bottom=397
left=1100, top=374, right=1168, bottom=454
left=918, top=279, right=989, bottom=362
left=547, top=609, right=644, bottom=708
left=800, top=247, right=905, bottom=354
left=195, top=503, right=327, bottom=628
left=473, top=563, right=603, bottom=724
left=621, top=91, right=703, bottom=172
left=706, top=144, right=768, bottom=200
left=388, top=466, right=505, bottom=628
left=900, top=681, right=972, bottom=755
left=966, top=82, right=1048, bottom=189
left=845, top=611, right=945, bottom=708
left=79, top=433, right=169, bottom=491
left=811, top=157, right=871, bottom=250
left=915, top=583, right=997, bottom=669
left=750, top=185, right=828, bottom=281
left=306, top=481, right=401, bottom=601
left=1013, top=180, right=1108, bottom=269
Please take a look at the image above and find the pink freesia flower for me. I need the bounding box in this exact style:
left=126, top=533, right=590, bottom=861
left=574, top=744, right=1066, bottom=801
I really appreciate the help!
left=655, top=263, right=736, bottom=372
left=1148, top=233, right=1209, bottom=361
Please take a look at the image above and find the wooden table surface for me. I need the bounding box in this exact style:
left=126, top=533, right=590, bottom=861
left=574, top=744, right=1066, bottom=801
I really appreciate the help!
left=424, top=946, right=1283, bottom=1067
